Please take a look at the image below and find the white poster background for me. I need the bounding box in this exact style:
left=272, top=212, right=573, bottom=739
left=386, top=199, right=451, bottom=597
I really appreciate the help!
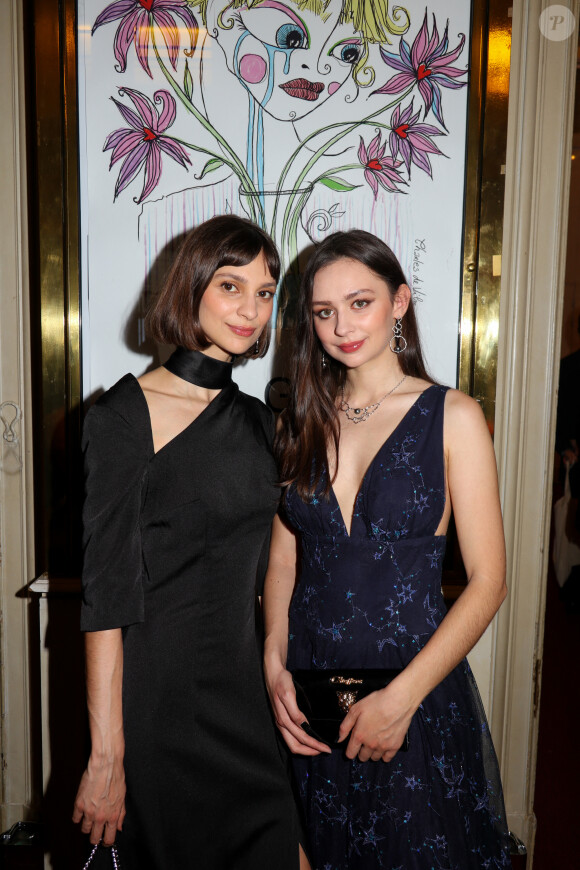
left=78, top=0, right=472, bottom=402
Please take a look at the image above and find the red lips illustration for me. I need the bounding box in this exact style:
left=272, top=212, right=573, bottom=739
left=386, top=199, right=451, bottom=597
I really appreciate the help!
left=279, top=78, right=324, bottom=101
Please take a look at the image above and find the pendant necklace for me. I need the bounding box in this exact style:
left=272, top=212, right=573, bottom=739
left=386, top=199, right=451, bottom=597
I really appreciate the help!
left=340, top=375, right=407, bottom=424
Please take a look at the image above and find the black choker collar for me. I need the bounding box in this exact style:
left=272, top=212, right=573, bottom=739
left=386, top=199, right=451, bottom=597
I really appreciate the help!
left=163, top=348, right=233, bottom=389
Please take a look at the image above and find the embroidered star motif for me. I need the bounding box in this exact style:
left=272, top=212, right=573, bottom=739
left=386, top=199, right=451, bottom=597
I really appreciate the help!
left=426, top=548, right=442, bottom=568
left=415, top=493, right=429, bottom=513
left=392, top=445, right=413, bottom=466
left=361, top=826, right=385, bottom=847
left=398, top=582, right=417, bottom=604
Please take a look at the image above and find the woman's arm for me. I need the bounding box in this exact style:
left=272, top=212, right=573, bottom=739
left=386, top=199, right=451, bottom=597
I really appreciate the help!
left=339, top=390, right=507, bottom=762
left=72, top=629, right=126, bottom=846
left=263, top=515, right=330, bottom=756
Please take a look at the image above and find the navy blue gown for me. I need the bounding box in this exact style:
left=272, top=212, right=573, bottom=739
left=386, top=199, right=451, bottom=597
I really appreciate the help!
left=285, top=385, right=510, bottom=870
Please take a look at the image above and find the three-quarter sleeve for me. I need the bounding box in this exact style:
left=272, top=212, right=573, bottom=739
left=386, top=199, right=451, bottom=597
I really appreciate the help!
left=80, top=398, right=149, bottom=631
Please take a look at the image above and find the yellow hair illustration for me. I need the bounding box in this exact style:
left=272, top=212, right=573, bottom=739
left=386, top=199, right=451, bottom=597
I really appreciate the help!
left=190, top=0, right=410, bottom=85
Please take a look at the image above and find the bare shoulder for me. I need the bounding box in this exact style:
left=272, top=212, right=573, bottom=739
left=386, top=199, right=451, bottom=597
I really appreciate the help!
left=444, top=387, right=485, bottom=420
left=443, top=388, right=492, bottom=448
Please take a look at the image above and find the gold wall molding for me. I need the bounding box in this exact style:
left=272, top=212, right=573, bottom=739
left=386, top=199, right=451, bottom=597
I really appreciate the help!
left=460, top=1, right=512, bottom=428
left=30, top=0, right=82, bottom=577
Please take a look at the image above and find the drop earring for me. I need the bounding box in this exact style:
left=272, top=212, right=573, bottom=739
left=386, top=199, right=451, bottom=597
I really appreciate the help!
left=389, top=318, right=407, bottom=354
left=254, top=340, right=260, bottom=355
left=321, top=351, right=327, bottom=369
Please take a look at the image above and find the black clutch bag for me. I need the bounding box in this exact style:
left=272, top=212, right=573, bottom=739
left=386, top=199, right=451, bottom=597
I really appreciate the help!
left=292, top=668, right=410, bottom=750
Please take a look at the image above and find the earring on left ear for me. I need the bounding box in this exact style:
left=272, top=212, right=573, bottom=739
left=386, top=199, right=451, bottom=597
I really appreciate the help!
left=389, top=317, right=407, bottom=354
left=254, top=340, right=260, bottom=355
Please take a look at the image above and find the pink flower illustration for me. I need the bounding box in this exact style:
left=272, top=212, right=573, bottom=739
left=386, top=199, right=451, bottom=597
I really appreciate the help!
left=358, top=132, right=405, bottom=198
left=93, top=0, right=198, bottom=78
left=374, top=12, right=467, bottom=128
left=389, top=101, right=444, bottom=178
left=104, top=87, right=191, bottom=202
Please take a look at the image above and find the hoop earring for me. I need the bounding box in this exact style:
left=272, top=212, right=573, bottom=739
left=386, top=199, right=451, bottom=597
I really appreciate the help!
left=389, top=318, right=407, bottom=354
left=321, top=351, right=327, bottom=369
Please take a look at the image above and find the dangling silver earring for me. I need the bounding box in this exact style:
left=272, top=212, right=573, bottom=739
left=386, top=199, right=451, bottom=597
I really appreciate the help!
left=321, top=351, right=327, bottom=369
left=254, top=339, right=260, bottom=355
left=389, top=318, right=407, bottom=354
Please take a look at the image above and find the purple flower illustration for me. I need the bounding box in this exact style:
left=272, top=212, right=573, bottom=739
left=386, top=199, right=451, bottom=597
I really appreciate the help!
left=358, top=132, right=405, bottom=198
left=93, top=0, right=198, bottom=78
left=374, top=12, right=467, bottom=128
left=104, top=87, right=191, bottom=202
left=389, top=101, right=444, bottom=178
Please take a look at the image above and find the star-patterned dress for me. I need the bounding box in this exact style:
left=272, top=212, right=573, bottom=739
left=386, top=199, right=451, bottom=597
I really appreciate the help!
left=285, top=385, right=510, bottom=870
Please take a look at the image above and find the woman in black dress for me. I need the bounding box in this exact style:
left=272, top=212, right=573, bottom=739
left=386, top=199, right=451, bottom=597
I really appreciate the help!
left=73, top=215, right=305, bottom=869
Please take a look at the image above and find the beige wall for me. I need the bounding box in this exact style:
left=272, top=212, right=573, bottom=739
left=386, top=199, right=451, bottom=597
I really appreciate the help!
left=0, top=0, right=36, bottom=831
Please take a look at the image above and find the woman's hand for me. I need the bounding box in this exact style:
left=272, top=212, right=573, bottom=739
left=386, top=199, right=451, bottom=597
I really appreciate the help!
left=338, top=679, right=416, bottom=763
left=264, top=658, right=331, bottom=756
left=73, top=629, right=125, bottom=846
left=72, top=753, right=126, bottom=846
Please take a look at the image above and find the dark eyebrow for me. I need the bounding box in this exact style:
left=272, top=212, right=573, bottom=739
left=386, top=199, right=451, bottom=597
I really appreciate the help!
left=312, top=288, right=375, bottom=306
left=215, top=270, right=277, bottom=289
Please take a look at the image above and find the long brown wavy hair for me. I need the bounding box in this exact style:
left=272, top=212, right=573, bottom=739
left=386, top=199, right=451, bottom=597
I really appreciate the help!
left=275, top=230, right=433, bottom=501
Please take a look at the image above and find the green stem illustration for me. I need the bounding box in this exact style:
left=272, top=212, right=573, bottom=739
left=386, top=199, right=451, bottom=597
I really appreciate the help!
left=151, top=25, right=265, bottom=227
left=272, top=86, right=415, bottom=259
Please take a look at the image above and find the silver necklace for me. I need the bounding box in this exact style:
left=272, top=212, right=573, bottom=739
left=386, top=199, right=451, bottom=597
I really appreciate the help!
left=340, top=375, right=408, bottom=424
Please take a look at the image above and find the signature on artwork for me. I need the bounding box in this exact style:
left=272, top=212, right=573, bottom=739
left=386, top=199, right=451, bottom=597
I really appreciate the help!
left=412, top=237, right=427, bottom=302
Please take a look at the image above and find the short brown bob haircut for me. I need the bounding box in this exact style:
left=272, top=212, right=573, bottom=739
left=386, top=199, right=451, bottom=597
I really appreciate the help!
left=147, top=214, right=280, bottom=358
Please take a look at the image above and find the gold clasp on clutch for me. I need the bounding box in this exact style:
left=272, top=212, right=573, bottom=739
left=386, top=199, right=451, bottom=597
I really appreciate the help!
left=335, top=691, right=358, bottom=712
left=330, top=676, right=363, bottom=713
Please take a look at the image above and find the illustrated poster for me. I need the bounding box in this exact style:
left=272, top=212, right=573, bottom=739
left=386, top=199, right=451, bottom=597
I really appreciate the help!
left=78, top=0, right=472, bottom=403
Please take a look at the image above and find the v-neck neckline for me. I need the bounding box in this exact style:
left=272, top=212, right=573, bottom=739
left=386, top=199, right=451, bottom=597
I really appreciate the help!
left=330, top=385, right=436, bottom=538
left=130, top=374, right=236, bottom=459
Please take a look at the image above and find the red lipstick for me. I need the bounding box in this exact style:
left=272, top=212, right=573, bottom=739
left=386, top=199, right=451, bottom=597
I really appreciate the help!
left=228, top=325, right=255, bottom=337
left=338, top=340, right=365, bottom=353
left=279, top=78, right=324, bottom=101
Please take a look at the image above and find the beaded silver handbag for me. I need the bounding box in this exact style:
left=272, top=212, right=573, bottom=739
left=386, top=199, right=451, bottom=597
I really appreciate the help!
left=83, top=842, right=120, bottom=869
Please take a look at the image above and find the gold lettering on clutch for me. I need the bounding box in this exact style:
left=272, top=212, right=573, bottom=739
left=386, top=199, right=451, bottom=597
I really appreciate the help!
left=330, top=676, right=363, bottom=685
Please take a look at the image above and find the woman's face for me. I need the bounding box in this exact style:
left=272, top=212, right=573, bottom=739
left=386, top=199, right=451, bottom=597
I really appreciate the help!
left=198, top=252, right=276, bottom=360
left=208, top=0, right=363, bottom=121
left=311, top=257, right=409, bottom=368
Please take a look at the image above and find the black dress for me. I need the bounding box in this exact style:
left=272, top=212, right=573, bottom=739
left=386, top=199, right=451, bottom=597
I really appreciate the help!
left=81, top=366, right=300, bottom=869
left=285, top=386, right=510, bottom=869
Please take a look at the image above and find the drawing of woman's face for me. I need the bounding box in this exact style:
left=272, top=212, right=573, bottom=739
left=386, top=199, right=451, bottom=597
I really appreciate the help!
left=207, top=0, right=363, bottom=121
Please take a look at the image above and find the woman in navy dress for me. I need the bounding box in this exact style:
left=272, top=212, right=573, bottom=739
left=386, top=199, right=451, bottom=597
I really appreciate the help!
left=72, top=216, right=306, bottom=869
left=264, top=230, right=511, bottom=869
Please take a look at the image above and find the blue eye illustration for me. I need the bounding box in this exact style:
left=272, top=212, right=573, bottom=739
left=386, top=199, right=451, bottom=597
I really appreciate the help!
left=329, top=41, right=362, bottom=65
left=276, top=23, right=307, bottom=50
